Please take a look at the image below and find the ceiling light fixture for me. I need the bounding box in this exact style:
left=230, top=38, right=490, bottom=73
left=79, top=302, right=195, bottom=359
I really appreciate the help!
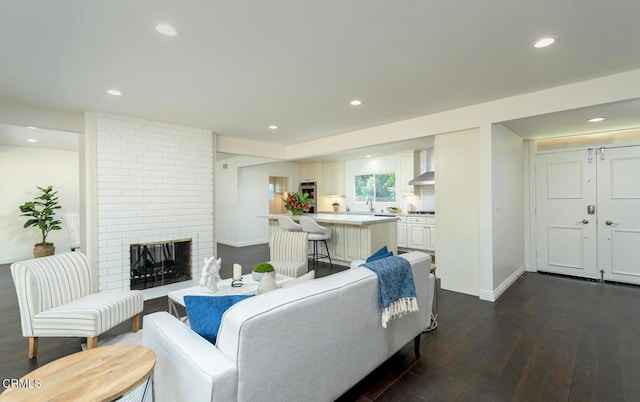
left=268, top=125, right=278, bottom=130
left=107, top=89, right=123, bottom=96
left=27, top=126, right=38, bottom=129
left=532, top=37, right=557, bottom=48
left=27, top=139, right=38, bottom=143
left=350, top=100, right=363, bottom=106
left=155, top=22, right=180, bottom=37
left=365, top=155, right=371, bottom=158
left=587, top=117, right=606, bottom=123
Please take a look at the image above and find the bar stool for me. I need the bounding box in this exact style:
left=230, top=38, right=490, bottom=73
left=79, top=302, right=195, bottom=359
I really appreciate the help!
left=276, top=215, right=302, bottom=232
left=299, top=216, right=333, bottom=270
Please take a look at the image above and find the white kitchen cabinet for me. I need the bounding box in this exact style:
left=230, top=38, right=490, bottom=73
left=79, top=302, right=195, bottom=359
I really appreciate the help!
left=323, top=223, right=345, bottom=261
left=397, top=151, right=418, bottom=195
left=267, top=217, right=397, bottom=267
left=299, top=163, right=322, bottom=183
left=407, top=216, right=428, bottom=250
left=397, top=216, right=407, bottom=248
left=426, top=216, right=436, bottom=251
left=323, top=162, right=345, bottom=196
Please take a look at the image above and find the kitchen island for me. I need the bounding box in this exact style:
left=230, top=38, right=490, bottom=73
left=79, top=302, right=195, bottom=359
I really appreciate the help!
left=264, top=213, right=398, bottom=267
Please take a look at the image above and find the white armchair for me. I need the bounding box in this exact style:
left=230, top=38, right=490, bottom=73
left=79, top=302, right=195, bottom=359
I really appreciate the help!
left=11, top=252, right=143, bottom=358
left=268, top=231, right=308, bottom=277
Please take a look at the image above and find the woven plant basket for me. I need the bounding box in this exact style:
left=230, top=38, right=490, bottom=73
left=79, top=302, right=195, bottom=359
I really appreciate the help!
left=34, top=244, right=55, bottom=258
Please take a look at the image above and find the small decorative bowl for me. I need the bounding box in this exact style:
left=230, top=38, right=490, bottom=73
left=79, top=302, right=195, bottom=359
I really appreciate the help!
left=252, top=270, right=276, bottom=282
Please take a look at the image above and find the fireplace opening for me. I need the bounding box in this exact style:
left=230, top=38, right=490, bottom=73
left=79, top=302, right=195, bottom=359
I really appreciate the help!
left=130, top=239, right=192, bottom=290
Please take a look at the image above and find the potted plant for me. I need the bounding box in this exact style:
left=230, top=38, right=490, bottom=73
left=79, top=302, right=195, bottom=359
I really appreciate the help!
left=284, top=192, right=312, bottom=215
left=252, top=262, right=276, bottom=282
left=19, top=185, right=62, bottom=258
left=332, top=201, right=340, bottom=211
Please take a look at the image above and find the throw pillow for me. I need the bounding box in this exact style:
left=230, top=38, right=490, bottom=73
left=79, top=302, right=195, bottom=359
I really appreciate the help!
left=184, top=294, right=253, bottom=344
left=281, top=270, right=315, bottom=288
left=366, top=245, right=393, bottom=263
left=256, top=273, right=280, bottom=295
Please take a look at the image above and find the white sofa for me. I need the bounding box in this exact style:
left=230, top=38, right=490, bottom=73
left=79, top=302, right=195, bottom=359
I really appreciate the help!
left=143, top=251, right=435, bottom=402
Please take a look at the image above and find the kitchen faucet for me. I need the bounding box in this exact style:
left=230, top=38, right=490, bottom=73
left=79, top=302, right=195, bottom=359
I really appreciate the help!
left=365, top=197, right=374, bottom=212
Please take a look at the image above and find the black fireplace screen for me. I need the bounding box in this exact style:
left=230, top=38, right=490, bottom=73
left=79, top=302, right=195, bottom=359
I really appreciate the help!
left=130, top=239, right=192, bottom=290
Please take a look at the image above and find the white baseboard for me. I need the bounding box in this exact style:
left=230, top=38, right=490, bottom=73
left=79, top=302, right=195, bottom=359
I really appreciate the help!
left=479, top=266, right=526, bottom=302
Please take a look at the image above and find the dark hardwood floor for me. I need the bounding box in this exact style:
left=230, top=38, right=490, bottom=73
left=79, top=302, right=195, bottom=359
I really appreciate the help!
left=2, top=245, right=640, bottom=401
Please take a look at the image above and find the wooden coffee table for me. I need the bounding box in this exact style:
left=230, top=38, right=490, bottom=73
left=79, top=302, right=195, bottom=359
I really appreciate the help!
left=0, top=344, right=155, bottom=401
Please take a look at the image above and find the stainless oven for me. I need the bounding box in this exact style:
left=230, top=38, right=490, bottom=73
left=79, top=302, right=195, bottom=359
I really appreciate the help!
left=299, top=182, right=316, bottom=213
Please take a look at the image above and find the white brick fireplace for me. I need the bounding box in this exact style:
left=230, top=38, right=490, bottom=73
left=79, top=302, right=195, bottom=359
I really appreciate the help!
left=89, top=113, right=215, bottom=291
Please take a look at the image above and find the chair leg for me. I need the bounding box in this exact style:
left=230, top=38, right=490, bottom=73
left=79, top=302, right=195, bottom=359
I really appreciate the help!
left=87, top=337, right=98, bottom=349
left=28, top=337, right=38, bottom=359
left=132, top=313, right=141, bottom=332
left=323, top=240, right=333, bottom=269
left=414, top=334, right=421, bottom=355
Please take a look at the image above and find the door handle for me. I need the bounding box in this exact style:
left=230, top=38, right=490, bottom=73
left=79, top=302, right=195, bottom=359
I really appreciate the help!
left=605, top=220, right=619, bottom=226
left=577, top=219, right=589, bottom=224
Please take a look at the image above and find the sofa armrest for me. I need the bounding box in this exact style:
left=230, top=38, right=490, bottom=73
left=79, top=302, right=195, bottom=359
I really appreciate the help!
left=143, top=312, right=238, bottom=402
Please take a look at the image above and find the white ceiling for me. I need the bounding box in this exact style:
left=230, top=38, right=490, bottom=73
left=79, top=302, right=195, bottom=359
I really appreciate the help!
left=0, top=124, right=78, bottom=151
left=1, top=1, right=640, bottom=146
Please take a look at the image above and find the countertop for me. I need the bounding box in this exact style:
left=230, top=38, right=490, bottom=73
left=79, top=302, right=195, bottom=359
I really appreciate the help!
left=262, top=213, right=399, bottom=225
left=314, top=211, right=436, bottom=217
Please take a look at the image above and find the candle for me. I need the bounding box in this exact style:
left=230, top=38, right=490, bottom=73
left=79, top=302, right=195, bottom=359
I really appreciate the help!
left=233, top=264, right=242, bottom=280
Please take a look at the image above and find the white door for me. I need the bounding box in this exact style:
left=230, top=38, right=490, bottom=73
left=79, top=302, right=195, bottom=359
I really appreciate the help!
left=597, top=146, right=640, bottom=284
left=536, top=150, right=598, bottom=279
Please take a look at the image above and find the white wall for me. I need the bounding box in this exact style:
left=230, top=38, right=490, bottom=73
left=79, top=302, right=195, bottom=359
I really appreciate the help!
left=488, top=124, right=524, bottom=299
left=216, top=156, right=299, bottom=246
left=0, top=145, right=79, bottom=263
left=88, top=113, right=215, bottom=290
left=434, top=128, right=480, bottom=296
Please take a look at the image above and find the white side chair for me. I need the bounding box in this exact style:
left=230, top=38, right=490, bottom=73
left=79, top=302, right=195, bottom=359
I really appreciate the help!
left=299, top=216, right=333, bottom=270
left=62, top=213, right=81, bottom=251
left=11, top=252, right=143, bottom=358
left=276, top=215, right=302, bottom=232
left=269, top=231, right=309, bottom=278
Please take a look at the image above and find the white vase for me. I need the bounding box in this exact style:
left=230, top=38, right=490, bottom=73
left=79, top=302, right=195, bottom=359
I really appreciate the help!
left=252, top=270, right=276, bottom=282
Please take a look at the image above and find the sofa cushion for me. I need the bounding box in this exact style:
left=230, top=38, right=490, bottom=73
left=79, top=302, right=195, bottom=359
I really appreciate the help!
left=184, top=295, right=253, bottom=344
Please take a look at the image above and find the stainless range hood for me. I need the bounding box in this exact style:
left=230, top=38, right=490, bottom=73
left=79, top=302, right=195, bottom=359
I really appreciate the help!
left=408, top=148, right=435, bottom=186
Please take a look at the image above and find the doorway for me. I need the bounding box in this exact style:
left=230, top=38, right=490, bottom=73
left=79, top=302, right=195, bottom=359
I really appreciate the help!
left=536, top=145, right=640, bottom=284
left=269, top=176, right=290, bottom=214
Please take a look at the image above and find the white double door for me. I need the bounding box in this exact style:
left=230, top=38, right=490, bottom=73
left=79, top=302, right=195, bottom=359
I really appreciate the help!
left=536, top=146, right=640, bottom=284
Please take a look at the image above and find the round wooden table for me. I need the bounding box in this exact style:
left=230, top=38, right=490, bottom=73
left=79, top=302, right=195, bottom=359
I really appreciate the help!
left=0, top=344, right=155, bottom=401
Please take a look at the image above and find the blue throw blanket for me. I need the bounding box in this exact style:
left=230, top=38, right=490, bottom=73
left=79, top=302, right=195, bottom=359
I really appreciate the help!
left=363, top=256, right=419, bottom=328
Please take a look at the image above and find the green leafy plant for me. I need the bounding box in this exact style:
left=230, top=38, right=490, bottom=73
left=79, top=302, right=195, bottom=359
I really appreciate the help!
left=284, top=192, right=312, bottom=215
left=253, top=262, right=275, bottom=273
left=19, top=186, right=62, bottom=245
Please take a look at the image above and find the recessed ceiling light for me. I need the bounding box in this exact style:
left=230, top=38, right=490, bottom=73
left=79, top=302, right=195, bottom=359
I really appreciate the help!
left=350, top=100, right=363, bottom=106
left=268, top=125, right=278, bottom=130
left=107, top=89, right=123, bottom=96
left=155, top=22, right=180, bottom=37
left=532, top=37, right=557, bottom=48
left=27, top=126, right=38, bottom=130
left=365, top=155, right=371, bottom=158
left=27, top=139, right=38, bottom=143
left=587, top=117, right=606, bottom=123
